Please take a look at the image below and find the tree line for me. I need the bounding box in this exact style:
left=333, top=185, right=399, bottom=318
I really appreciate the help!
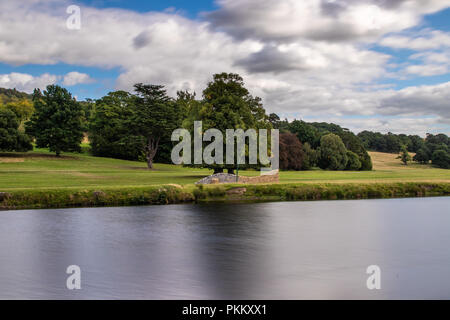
left=271, top=117, right=372, bottom=171
left=357, top=130, right=450, bottom=169
left=1, top=73, right=449, bottom=170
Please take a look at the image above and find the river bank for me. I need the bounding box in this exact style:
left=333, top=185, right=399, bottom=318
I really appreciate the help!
left=1, top=182, right=449, bottom=210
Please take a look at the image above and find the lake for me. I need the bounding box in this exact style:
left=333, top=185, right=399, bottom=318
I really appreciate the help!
left=0, top=197, right=449, bottom=299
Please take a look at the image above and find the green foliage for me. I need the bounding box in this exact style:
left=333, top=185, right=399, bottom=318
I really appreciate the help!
left=288, top=120, right=321, bottom=148
left=397, top=145, right=411, bottom=165
left=413, top=147, right=430, bottom=164
left=318, top=133, right=348, bottom=170
left=408, top=135, right=425, bottom=153
left=279, top=132, right=305, bottom=170
left=0, top=88, right=31, bottom=104
left=89, top=91, right=145, bottom=160
left=432, top=149, right=450, bottom=169
left=25, top=85, right=84, bottom=156
left=132, top=83, right=182, bottom=169
left=302, top=142, right=318, bottom=170
left=183, top=73, right=271, bottom=172
left=3, top=99, right=34, bottom=123
left=346, top=151, right=362, bottom=170
left=0, top=108, right=32, bottom=152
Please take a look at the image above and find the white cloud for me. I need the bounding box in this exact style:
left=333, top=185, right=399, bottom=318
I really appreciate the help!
left=0, top=72, right=58, bottom=93
left=63, top=72, right=93, bottom=86
left=205, top=0, right=450, bottom=43
left=380, top=29, right=450, bottom=50
left=0, top=0, right=448, bottom=134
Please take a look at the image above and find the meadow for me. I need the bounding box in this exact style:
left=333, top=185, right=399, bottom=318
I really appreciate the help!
left=1, top=149, right=449, bottom=209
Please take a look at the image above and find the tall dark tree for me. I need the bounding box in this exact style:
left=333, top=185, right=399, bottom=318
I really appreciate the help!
left=26, top=85, right=84, bottom=156
left=132, top=84, right=179, bottom=169
left=279, top=132, right=305, bottom=170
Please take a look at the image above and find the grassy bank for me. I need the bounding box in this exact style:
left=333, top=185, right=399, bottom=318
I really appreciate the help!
left=1, top=182, right=449, bottom=210
left=1, top=149, right=450, bottom=210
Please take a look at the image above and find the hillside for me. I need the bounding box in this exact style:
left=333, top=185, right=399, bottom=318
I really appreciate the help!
left=0, top=87, right=32, bottom=104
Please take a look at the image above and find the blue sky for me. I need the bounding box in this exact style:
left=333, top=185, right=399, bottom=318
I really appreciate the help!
left=0, top=0, right=449, bottom=135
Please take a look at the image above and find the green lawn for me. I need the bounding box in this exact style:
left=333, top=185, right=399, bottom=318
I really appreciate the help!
left=1, top=149, right=449, bottom=191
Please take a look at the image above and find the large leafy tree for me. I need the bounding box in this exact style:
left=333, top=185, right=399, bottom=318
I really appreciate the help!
left=432, top=149, right=450, bottom=169
left=183, top=73, right=271, bottom=173
left=132, top=83, right=180, bottom=169
left=26, top=85, right=84, bottom=156
left=318, top=133, right=348, bottom=170
left=89, top=91, right=145, bottom=160
left=0, top=108, right=32, bottom=152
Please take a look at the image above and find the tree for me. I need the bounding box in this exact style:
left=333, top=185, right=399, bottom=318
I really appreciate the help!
left=4, top=98, right=34, bottom=123
left=89, top=91, right=145, bottom=160
left=346, top=151, right=362, bottom=170
left=397, top=145, right=411, bottom=165
left=132, top=83, right=180, bottom=169
left=408, top=135, right=425, bottom=153
left=0, top=108, right=32, bottom=152
left=26, top=85, right=84, bottom=156
left=431, top=149, right=450, bottom=169
left=318, top=133, right=348, bottom=170
left=302, top=142, right=318, bottom=170
left=183, top=73, right=271, bottom=173
left=288, top=120, right=321, bottom=148
left=413, top=147, right=430, bottom=164
left=279, top=132, right=304, bottom=170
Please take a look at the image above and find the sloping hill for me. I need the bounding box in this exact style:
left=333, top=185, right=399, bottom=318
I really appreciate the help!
left=0, top=88, right=32, bottom=104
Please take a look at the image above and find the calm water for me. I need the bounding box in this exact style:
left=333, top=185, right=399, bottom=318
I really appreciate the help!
left=0, top=197, right=450, bottom=299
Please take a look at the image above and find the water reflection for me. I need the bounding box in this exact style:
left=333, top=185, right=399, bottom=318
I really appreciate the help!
left=0, top=197, right=449, bottom=299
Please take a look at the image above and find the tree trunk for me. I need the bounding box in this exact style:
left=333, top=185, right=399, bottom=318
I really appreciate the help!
left=146, top=136, right=160, bottom=170
left=213, top=168, right=224, bottom=174
left=147, top=157, right=153, bottom=169
left=227, top=168, right=235, bottom=174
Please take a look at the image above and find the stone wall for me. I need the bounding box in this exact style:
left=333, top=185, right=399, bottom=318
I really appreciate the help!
left=196, top=172, right=279, bottom=185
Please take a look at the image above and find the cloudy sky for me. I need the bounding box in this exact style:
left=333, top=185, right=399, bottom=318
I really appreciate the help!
left=0, top=0, right=449, bottom=135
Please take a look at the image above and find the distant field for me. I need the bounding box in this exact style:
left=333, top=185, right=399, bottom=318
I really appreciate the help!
left=0, top=149, right=449, bottom=191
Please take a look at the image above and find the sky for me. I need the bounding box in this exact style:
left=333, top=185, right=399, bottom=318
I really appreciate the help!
left=0, top=0, right=450, bottom=136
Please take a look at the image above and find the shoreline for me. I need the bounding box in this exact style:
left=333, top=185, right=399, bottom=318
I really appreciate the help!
left=1, top=182, right=449, bottom=211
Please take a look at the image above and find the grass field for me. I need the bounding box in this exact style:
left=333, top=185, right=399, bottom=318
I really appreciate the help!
left=1, top=149, right=449, bottom=191
left=1, top=149, right=449, bottom=209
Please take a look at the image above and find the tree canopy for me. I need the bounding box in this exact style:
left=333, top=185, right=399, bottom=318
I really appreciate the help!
left=26, top=85, right=84, bottom=156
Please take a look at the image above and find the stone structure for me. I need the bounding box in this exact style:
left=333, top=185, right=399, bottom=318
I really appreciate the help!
left=196, top=172, right=279, bottom=185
